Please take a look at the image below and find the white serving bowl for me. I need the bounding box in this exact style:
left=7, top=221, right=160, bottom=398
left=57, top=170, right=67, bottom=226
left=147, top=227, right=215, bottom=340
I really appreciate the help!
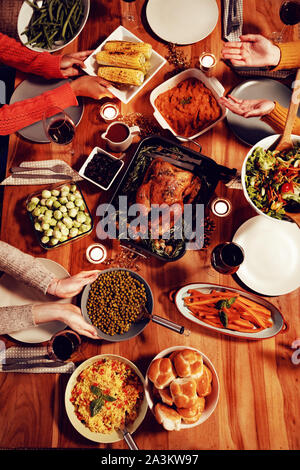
left=18, top=0, right=90, bottom=52
left=65, top=354, right=148, bottom=443
left=150, top=68, right=227, bottom=141
left=145, top=346, right=219, bottom=430
left=241, top=134, right=300, bottom=221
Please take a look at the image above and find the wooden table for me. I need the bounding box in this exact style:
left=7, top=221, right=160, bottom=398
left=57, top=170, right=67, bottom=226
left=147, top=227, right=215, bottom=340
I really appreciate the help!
left=0, top=0, right=299, bottom=451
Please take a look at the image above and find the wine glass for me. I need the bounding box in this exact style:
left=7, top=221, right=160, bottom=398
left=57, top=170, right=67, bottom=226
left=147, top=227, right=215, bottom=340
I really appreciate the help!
left=43, top=106, right=76, bottom=146
left=121, top=0, right=136, bottom=22
left=270, top=0, right=300, bottom=43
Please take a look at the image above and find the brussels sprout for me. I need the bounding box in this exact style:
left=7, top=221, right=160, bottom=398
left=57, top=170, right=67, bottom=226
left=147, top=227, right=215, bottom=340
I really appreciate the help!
left=76, top=212, right=86, bottom=224
left=56, top=221, right=65, bottom=230
left=61, top=226, right=69, bottom=237
left=59, top=196, right=68, bottom=204
left=54, top=210, right=63, bottom=220
left=41, top=222, right=50, bottom=231
left=60, top=185, right=70, bottom=194
left=69, top=227, right=79, bottom=238
left=34, top=222, right=42, bottom=232
left=42, top=190, right=52, bottom=199
left=46, top=198, right=54, bottom=208
left=85, top=215, right=92, bottom=225
left=45, top=228, right=53, bottom=237
left=60, top=205, right=67, bottom=214
left=41, top=236, right=50, bottom=245
left=53, top=200, right=61, bottom=209
left=50, top=237, right=59, bottom=246
left=68, top=208, right=78, bottom=218
left=66, top=201, right=75, bottom=210
left=74, top=198, right=84, bottom=208
left=60, top=236, right=68, bottom=243
left=73, top=191, right=82, bottom=199
left=39, top=206, right=47, bottom=214
left=39, top=198, right=47, bottom=206
left=32, top=207, right=41, bottom=217
left=45, top=209, right=53, bottom=218
left=27, top=202, right=36, bottom=212
left=49, top=218, right=57, bottom=227
left=63, top=217, right=73, bottom=229
left=51, top=189, right=60, bottom=197
left=70, top=184, right=77, bottom=193
left=68, top=194, right=76, bottom=202
left=79, top=224, right=91, bottom=233
left=53, top=229, right=62, bottom=240
left=31, top=196, right=40, bottom=205
left=37, top=214, right=45, bottom=221
left=72, top=220, right=81, bottom=228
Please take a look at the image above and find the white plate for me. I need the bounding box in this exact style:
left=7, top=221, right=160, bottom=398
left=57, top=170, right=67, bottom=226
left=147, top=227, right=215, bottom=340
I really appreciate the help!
left=0, top=258, right=70, bottom=343
left=146, top=0, right=219, bottom=44
left=232, top=216, right=300, bottom=296
left=65, top=354, right=148, bottom=443
left=150, top=68, right=227, bottom=140
left=145, top=346, right=219, bottom=429
left=174, top=283, right=286, bottom=340
left=83, top=25, right=167, bottom=104
left=9, top=77, right=84, bottom=143
left=17, top=0, right=90, bottom=52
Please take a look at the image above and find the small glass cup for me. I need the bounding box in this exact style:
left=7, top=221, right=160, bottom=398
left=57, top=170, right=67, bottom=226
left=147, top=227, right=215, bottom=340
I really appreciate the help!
left=47, top=329, right=81, bottom=362
left=211, top=242, right=244, bottom=274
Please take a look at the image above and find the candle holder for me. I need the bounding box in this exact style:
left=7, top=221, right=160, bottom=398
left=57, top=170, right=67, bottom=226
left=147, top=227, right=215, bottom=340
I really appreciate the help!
left=86, top=243, right=107, bottom=264
left=99, top=103, right=120, bottom=122
left=199, top=52, right=217, bottom=75
left=210, top=197, right=232, bottom=217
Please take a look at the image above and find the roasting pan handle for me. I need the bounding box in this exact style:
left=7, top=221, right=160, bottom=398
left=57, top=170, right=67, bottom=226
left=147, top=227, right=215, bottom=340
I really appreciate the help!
left=217, top=164, right=238, bottom=183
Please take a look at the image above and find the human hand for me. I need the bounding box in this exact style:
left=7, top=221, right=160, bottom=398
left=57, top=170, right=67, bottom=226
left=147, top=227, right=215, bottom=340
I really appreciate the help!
left=47, top=270, right=100, bottom=298
left=221, top=34, right=281, bottom=67
left=33, top=303, right=98, bottom=339
left=60, top=51, right=93, bottom=77
left=70, top=75, right=114, bottom=99
left=218, top=95, right=275, bottom=118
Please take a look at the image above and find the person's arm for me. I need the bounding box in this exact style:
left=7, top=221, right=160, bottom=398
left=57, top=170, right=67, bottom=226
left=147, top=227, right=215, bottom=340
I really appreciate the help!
left=261, top=100, right=300, bottom=134
left=0, top=304, right=35, bottom=334
left=0, top=33, right=64, bottom=80
left=272, top=41, right=300, bottom=70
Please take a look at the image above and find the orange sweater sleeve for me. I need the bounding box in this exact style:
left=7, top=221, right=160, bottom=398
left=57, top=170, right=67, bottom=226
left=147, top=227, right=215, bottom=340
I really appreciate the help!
left=272, top=40, right=300, bottom=70
left=261, top=100, right=300, bottom=135
left=0, top=82, right=78, bottom=135
left=0, top=33, right=64, bottom=79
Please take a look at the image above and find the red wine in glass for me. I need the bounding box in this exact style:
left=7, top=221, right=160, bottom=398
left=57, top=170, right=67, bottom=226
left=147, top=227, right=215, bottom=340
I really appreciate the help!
left=279, top=1, right=300, bottom=25
left=43, top=106, right=75, bottom=145
left=47, top=330, right=81, bottom=362
left=211, top=242, right=244, bottom=275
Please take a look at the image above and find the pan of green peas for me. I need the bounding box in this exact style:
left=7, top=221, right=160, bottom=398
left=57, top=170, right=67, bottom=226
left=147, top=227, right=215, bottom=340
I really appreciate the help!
left=26, top=181, right=93, bottom=249
left=81, top=268, right=189, bottom=342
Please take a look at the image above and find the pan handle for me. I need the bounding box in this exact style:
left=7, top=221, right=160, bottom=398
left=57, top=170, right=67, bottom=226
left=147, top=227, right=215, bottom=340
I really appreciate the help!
left=151, top=314, right=191, bottom=336
left=122, top=428, right=139, bottom=450
left=216, top=163, right=238, bottom=182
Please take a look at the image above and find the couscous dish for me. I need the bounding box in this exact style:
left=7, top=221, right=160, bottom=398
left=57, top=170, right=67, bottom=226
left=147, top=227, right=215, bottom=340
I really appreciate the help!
left=70, top=358, right=144, bottom=434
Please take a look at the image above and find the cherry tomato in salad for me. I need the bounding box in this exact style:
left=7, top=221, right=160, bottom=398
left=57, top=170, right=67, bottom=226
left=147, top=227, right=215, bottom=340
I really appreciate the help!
left=281, top=182, right=294, bottom=193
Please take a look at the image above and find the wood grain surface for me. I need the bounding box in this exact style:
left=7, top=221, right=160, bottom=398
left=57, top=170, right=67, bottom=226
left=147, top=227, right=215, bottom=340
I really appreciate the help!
left=0, top=0, right=299, bottom=451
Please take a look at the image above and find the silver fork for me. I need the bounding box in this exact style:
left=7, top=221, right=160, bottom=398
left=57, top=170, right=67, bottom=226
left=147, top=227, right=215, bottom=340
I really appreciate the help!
left=10, top=163, right=67, bottom=174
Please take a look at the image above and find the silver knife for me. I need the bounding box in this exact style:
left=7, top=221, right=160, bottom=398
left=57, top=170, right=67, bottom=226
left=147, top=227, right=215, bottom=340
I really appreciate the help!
left=148, top=152, right=199, bottom=170
left=11, top=173, right=71, bottom=180
left=2, top=361, right=67, bottom=370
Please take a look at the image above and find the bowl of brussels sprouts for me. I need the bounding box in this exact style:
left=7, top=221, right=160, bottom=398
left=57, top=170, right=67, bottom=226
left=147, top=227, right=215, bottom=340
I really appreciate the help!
left=26, top=182, right=93, bottom=249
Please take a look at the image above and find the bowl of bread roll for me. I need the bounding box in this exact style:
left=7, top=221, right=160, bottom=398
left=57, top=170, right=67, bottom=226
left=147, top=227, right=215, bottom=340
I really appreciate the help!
left=145, top=346, right=219, bottom=431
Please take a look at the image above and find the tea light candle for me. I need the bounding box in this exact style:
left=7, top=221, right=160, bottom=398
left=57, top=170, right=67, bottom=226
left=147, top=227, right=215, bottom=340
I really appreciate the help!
left=211, top=197, right=232, bottom=217
left=86, top=244, right=107, bottom=264
left=199, top=53, right=216, bottom=73
left=99, top=103, right=119, bottom=122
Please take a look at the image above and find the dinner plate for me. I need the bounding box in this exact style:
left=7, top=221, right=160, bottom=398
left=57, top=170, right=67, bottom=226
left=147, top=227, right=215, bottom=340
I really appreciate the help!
left=173, top=283, right=286, bottom=340
left=146, top=0, right=219, bottom=44
left=226, top=79, right=300, bottom=146
left=9, top=77, right=84, bottom=143
left=0, top=258, right=70, bottom=343
left=232, top=216, right=300, bottom=296
left=17, top=0, right=90, bottom=53
left=83, top=25, right=167, bottom=104
left=65, top=354, right=148, bottom=443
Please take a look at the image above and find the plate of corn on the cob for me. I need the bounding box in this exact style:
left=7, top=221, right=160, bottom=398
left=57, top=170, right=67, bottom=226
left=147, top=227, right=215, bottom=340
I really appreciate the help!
left=83, top=26, right=167, bottom=103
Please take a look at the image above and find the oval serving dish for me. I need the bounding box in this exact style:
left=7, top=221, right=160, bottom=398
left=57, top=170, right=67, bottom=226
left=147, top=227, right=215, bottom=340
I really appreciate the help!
left=173, top=283, right=287, bottom=340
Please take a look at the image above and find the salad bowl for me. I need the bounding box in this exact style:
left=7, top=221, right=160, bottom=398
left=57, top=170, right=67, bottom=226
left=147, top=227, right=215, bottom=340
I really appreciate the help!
left=241, top=134, right=300, bottom=222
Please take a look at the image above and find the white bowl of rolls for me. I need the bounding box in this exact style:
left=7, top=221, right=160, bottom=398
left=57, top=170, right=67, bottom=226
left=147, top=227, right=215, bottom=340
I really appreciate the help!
left=145, top=346, right=219, bottom=431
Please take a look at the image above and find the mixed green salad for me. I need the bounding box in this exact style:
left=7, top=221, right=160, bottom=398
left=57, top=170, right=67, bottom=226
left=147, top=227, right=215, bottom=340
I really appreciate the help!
left=245, top=144, right=300, bottom=220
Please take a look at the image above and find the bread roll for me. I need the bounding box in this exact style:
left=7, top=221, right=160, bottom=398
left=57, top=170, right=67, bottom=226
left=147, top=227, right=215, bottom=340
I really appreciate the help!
left=170, top=377, right=198, bottom=408
left=195, top=364, right=212, bottom=397
left=177, top=397, right=205, bottom=424
left=148, top=358, right=177, bottom=389
left=158, top=387, right=173, bottom=407
left=154, top=403, right=181, bottom=431
left=173, top=349, right=203, bottom=378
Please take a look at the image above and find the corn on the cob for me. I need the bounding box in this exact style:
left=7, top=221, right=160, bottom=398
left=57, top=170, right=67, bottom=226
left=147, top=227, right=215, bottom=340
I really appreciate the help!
left=141, top=61, right=151, bottom=75
left=97, top=66, right=145, bottom=86
left=103, top=40, right=152, bottom=60
left=96, top=50, right=146, bottom=71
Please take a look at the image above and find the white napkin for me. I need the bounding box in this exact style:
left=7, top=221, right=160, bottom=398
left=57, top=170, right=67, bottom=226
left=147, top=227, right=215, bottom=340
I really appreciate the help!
left=0, top=346, right=75, bottom=374
left=1, top=160, right=83, bottom=186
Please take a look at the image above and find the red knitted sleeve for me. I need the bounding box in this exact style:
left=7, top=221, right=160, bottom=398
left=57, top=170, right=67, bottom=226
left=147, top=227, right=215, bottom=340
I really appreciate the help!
left=0, top=33, right=64, bottom=79
left=0, top=82, right=78, bottom=135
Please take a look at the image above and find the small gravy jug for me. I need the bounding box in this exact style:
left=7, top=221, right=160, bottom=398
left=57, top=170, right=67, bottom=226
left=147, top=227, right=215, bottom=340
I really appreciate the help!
left=101, top=122, right=140, bottom=152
